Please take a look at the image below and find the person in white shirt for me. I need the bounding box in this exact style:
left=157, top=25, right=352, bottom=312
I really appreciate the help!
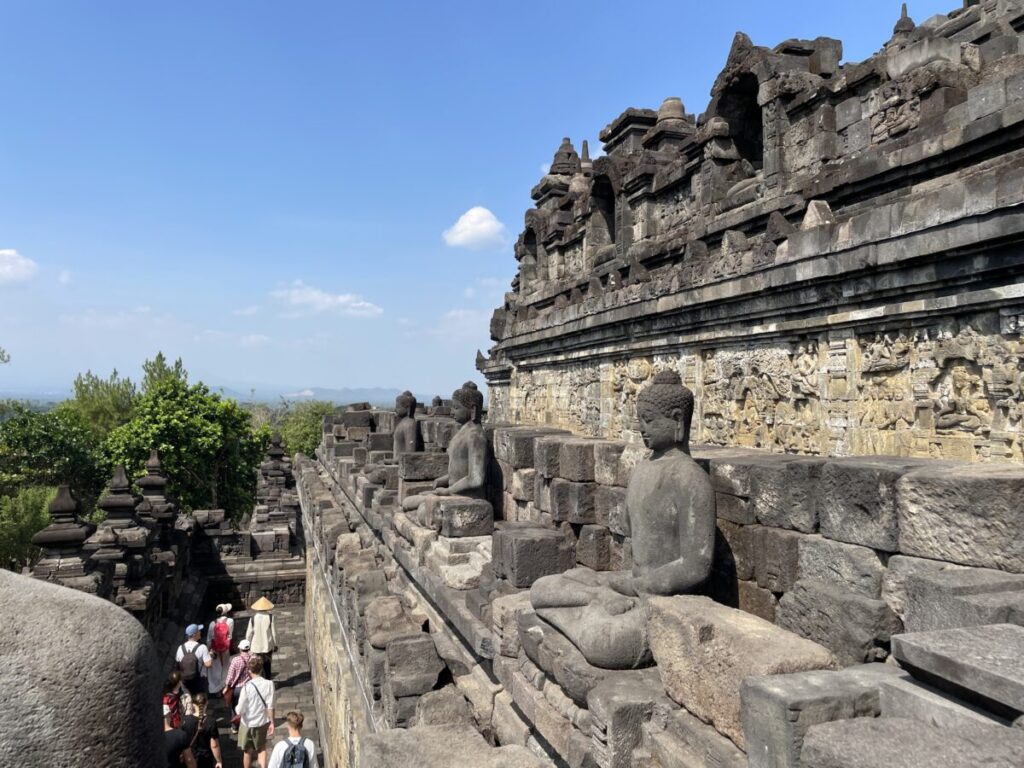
left=175, top=623, right=214, bottom=697
left=267, top=711, right=316, bottom=768
left=235, top=655, right=275, bottom=768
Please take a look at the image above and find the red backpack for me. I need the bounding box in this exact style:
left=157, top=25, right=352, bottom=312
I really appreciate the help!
left=211, top=619, right=231, bottom=653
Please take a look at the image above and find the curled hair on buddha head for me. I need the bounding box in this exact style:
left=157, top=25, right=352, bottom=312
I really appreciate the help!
left=452, top=381, right=485, bottom=422
left=395, top=390, right=417, bottom=416
left=637, top=370, right=694, bottom=421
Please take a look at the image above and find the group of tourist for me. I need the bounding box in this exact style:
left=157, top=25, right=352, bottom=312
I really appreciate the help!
left=162, top=596, right=316, bottom=768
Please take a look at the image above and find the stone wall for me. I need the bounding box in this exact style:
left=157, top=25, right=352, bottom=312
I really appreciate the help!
left=481, top=1, right=1024, bottom=464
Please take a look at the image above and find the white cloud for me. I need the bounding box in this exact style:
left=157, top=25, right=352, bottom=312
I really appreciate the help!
left=285, top=388, right=315, bottom=398
left=234, top=305, right=260, bottom=316
left=241, top=334, right=271, bottom=348
left=271, top=280, right=383, bottom=317
left=58, top=270, right=72, bottom=285
left=443, top=207, right=506, bottom=250
left=0, top=249, right=38, bottom=284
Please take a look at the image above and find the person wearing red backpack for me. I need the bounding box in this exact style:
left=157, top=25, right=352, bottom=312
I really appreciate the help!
left=207, top=603, right=234, bottom=672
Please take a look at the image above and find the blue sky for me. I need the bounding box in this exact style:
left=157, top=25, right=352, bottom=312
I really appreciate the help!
left=0, top=0, right=952, bottom=397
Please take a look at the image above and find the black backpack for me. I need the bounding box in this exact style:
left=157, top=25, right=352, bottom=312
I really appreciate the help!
left=178, top=642, right=199, bottom=682
left=282, top=738, right=309, bottom=768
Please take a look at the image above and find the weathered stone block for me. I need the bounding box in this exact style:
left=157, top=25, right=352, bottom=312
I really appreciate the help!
left=589, top=673, right=673, bottom=768
left=754, top=526, right=802, bottom=593
left=534, top=436, right=564, bottom=478
left=647, top=595, right=836, bottom=747
left=798, top=535, right=886, bottom=598
left=398, top=452, right=450, bottom=481
left=596, top=485, right=627, bottom=533
left=559, top=438, right=596, bottom=482
left=738, top=579, right=777, bottom=623
left=494, top=427, right=568, bottom=469
left=741, top=664, right=902, bottom=768
left=366, top=432, right=392, bottom=452
left=879, top=675, right=1010, bottom=729
left=777, top=579, right=901, bottom=665
left=385, top=633, right=444, bottom=698
left=897, top=464, right=1024, bottom=571
left=594, top=441, right=628, bottom=486
left=716, top=519, right=757, bottom=581
left=576, top=524, right=612, bottom=571
left=435, top=497, right=494, bottom=538
left=820, top=458, right=925, bottom=552
left=550, top=478, right=597, bottom=524
left=716, top=492, right=755, bottom=525
left=398, top=478, right=433, bottom=502
left=750, top=457, right=821, bottom=532
left=799, top=717, right=1024, bottom=768
left=492, top=590, right=533, bottom=657
left=647, top=706, right=746, bottom=768
left=892, top=623, right=1024, bottom=713
left=494, top=524, right=574, bottom=588
left=511, top=468, right=536, bottom=502
left=340, top=410, right=375, bottom=428
left=900, top=564, right=1024, bottom=633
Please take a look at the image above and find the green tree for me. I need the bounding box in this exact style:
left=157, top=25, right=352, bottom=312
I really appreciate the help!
left=0, top=486, right=56, bottom=571
left=278, top=400, right=338, bottom=456
left=141, top=352, right=187, bottom=391
left=0, top=402, right=108, bottom=512
left=105, top=377, right=269, bottom=520
left=69, top=369, right=138, bottom=439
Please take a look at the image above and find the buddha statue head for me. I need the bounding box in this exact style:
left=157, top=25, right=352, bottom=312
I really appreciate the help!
left=636, top=370, right=694, bottom=454
left=395, top=390, right=417, bottom=419
left=452, top=381, right=484, bottom=425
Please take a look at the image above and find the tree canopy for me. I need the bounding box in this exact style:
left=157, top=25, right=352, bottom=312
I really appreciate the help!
left=105, top=375, right=269, bottom=519
left=277, top=400, right=338, bottom=457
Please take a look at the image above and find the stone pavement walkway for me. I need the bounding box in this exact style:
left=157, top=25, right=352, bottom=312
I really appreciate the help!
left=170, top=604, right=322, bottom=767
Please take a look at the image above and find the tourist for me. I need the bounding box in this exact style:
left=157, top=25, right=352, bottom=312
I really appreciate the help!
left=207, top=603, right=234, bottom=664
left=181, top=692, right=225, bottom=768
left=206, top=604, right=233, bottom=695
left=163, top=670, right=192, bottom=729
left=267, top=711, right=315, bottom=768
left=176, top=623, right=214, bottom=696
left=235, top=654, right=275, bottom=768
left=223, top=637, right=254, bottom=734
left=164, top=703, right=198, bottom=768
left=246, top=596, right=278, bottom=679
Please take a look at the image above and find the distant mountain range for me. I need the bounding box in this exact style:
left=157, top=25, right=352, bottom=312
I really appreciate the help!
left=213, top=386, right=435, bottom=407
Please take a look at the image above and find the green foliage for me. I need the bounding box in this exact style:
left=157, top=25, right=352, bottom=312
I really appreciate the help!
left=0, top=402, right=108, bottom=513
left=141, top=352, right=187, bottom=391
left=105, top=376, right=269, bottom=519
left=0, top=486, right=56, bottom=571
left=277, top=400, right=338, bottom=457
left=69, top=369, right=138, bottom=439
left=0, top=346, right=9, bottom=364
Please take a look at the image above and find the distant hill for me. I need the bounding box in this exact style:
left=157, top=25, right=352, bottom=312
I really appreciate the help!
left=212, top=385, right=435, bottom=408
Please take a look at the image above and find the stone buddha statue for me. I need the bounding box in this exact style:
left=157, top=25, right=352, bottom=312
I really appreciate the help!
left=393, top=390, right=424, bottom=455
left=529, top=370, right=715, bottom=669
left=402, top=381, right=487, bottom=511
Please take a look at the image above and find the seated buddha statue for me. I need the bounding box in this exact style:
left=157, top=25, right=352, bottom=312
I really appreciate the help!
left=529, top=370, right=715, bottom=669
left=393, top=390, right=424, bottom=455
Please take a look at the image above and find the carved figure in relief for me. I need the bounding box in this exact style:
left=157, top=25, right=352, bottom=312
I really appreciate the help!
left=529, top=371, right=715, bottom=669
left=863, top=332, right=910, bottom=372
left=793, top=343, right=820, bottom=397
left=935, top=365, right=991, bottom=435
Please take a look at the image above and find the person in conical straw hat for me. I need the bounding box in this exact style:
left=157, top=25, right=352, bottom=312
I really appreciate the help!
left=246, top=596, right=278, bottom=679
